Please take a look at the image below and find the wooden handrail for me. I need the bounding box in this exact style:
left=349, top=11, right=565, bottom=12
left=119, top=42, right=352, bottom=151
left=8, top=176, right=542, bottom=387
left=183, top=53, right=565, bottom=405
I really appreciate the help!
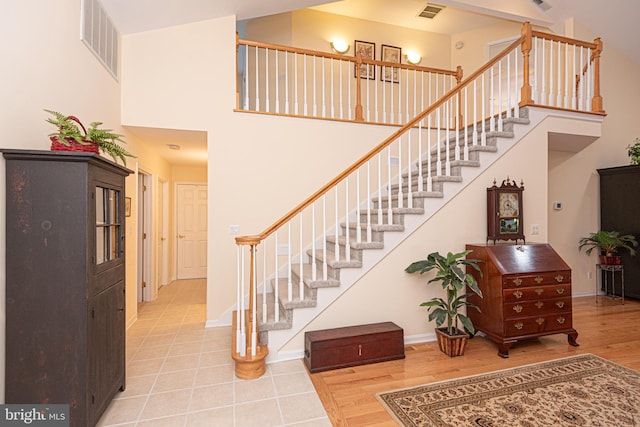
left=531, top=30, right=597, bottom=50
left=236, top=34, right=525, bottom=245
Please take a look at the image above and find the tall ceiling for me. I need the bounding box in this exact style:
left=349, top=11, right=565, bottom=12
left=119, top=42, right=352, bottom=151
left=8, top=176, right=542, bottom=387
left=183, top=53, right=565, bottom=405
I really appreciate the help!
left=101, top=0, right=640, bottom=165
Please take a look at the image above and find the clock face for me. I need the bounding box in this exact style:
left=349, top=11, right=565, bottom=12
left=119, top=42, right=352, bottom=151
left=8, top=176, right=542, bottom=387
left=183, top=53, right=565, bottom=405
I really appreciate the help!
left=499, top=192, right=519, bottom=217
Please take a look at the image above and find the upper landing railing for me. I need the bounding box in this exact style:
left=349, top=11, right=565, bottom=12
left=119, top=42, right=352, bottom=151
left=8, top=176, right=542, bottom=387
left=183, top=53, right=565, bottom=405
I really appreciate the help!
left=231, top=22, right=604, bottom=369
left=236, top=23, right=604, bottom=128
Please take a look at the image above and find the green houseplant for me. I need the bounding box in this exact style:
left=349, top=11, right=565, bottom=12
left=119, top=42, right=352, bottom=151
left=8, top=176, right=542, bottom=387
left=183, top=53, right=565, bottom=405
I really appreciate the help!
left=45, top=109, right=135, bottom=165
left=405, top=250, right=483, bottom=357
left=627, top=138, right=640, bottom=165
left=578, top=230, right=638, bottom=264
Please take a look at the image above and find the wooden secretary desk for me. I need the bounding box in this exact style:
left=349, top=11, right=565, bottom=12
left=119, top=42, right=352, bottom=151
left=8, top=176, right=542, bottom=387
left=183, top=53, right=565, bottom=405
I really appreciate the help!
left=465, top=243, right=579, bottom=358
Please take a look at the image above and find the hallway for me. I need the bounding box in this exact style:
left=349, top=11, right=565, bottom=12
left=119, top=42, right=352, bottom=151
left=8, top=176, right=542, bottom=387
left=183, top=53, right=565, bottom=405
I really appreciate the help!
left=98, top=279, right=330, bottom=426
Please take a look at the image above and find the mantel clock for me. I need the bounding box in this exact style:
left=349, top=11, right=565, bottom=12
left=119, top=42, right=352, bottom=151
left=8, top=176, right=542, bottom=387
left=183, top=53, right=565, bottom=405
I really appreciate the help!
left=487, top=177, right=525, bottom=244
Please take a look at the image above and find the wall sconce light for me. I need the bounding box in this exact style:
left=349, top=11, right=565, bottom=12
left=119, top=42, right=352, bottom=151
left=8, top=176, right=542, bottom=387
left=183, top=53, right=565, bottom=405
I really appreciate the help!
left=330, top=39, right=350, bottom=54
left=405, top=51, right=422, bottom=65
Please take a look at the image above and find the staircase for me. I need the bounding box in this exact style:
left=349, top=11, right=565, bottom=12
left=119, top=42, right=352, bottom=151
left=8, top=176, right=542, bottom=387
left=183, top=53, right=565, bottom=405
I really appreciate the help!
left=232, top=23, right=605, bottom=374
left=258, top=108, right=536, bottom=359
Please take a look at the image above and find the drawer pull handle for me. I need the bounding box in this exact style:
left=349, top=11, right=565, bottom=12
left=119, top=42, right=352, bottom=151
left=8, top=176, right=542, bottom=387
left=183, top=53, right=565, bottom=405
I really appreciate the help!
left=555, top=274, right=564, bottom=283
left=556, top=301, right=565, bottom=309
left=557, top=317, right=566, bottom=324
left=536, top=318, right=545, bottom=325
left=535, top=301, right=544, bottom=309
left=513, top=305, right=523, bottom=313
left=556, top=288, right=565, bottom=295
left=535, top=288, right=544, bottom=296
left=514, top=290, right=523, bottom=299
left=535, top=276, right=544, bottom=284
left=358, top=344, right=362, bottom=356
left=514, top=322, right=524, bottom=330
left=513, top=278, right=523, bottom=286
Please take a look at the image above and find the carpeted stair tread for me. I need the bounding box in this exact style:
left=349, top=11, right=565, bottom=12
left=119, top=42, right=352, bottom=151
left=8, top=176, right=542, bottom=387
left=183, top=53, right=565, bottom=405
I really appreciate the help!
left=290, top=264, right=341, bottom=288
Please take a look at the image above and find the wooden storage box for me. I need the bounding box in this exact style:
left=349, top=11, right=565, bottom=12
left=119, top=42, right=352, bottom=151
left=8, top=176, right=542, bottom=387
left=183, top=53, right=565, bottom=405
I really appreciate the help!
left=304, top=322, right=405, bottom=373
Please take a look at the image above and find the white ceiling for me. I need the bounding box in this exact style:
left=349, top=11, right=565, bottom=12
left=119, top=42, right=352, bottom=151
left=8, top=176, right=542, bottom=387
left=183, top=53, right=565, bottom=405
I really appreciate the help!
left=103, top=0, right=640, bottom=166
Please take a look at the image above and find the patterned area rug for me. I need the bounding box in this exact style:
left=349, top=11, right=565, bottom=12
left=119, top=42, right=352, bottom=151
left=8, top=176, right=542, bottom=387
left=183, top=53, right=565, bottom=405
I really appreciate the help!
left=376, top=354, right=640, bottom=426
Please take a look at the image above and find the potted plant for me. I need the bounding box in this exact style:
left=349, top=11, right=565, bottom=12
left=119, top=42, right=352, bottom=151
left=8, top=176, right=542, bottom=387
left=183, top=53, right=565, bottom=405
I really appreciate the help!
left=627, top=138, right=640, bottom=165
left=405, top=250, right=482, bottom=357
left=45, top=109, right=135, bottom=165
left=578, top=230, right=638, bottom=265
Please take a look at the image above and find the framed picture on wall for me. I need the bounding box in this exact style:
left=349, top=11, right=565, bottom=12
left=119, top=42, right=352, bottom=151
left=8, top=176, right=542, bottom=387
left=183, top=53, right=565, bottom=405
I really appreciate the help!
left=381, top=44, right=401, bottom=83
left=354, top=40, right=375, bottom=80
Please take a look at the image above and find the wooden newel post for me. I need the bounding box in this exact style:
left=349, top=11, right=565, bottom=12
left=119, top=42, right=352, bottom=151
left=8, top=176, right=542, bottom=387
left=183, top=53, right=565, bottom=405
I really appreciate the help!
left=456, top=65, right=464, bottom=129
left=355, top=53, right=364, bottom=121
left=519, top=22, right=534, bottom=107
left=591, top=37, right=604, bottom=113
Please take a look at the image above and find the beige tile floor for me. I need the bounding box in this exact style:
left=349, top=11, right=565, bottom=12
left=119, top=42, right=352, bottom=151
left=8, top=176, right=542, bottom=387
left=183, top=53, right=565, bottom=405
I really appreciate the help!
left=98, top=279, right=331, bottom=427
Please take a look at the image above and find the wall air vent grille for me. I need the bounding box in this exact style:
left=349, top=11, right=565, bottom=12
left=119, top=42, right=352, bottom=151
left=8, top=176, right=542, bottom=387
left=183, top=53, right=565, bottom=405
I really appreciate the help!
left=531, top=0, right=552, bottom=11
left=418, top=3, right=446, bottom=19
left=81, top=0, right=119, bottom=80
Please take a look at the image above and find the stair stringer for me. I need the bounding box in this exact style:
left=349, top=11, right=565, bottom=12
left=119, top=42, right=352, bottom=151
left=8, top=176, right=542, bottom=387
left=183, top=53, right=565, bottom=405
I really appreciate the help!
left=263, top=109, right=556, bottom=364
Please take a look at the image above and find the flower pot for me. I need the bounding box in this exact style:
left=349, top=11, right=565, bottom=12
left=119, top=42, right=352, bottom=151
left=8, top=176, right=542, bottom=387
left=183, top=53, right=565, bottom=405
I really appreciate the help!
left=435, top=327, right=469, bottom=357
left=599, top=255, right=621, bottom=265
left=50, top=136, right=99, bottom=154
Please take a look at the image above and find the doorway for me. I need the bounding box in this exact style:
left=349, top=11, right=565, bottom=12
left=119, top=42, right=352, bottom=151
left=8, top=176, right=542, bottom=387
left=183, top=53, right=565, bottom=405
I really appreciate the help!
left=176, top=183, right=208, bottom=279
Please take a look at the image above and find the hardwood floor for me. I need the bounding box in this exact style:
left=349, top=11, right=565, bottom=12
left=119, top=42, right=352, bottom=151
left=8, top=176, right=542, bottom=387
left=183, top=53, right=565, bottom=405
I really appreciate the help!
left=309, top=296, right=640, bottom=426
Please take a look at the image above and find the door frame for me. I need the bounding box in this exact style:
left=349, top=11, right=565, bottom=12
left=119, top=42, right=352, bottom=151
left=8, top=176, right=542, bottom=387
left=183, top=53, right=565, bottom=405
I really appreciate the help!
left=137, top=170, right=154, bottom=302
left=159, top=179, right=170, bottom=287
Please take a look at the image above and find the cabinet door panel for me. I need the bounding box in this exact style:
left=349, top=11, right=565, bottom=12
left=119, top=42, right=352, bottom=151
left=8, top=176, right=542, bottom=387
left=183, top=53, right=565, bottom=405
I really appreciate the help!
left=89, top=282, right=125, bottom=425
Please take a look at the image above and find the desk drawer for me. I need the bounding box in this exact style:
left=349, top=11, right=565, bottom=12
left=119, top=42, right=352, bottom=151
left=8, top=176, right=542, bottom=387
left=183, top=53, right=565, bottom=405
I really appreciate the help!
left=504, top=297, right=572, bottom=319
left=503, top=271, right=571, bottom=288
left=505, top=313, right=573, bottom=337
left=503, top=284, right=571, bottom=302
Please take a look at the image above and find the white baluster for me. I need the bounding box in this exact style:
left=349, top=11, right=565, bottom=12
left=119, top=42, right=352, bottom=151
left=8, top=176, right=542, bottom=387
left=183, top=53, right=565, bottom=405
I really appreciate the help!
left=262, top=240, right=267, bottom=324
left=377, top=154, right=383, bottom=224
left=498, top=59, right=503, bottom=132
left=287, top=222, right=292, bottom=301
left=275, top=49, right=279, bottom=113
left=265, top=48, right=270, bottom=113
left=285, top=51, right=290, bottom=114
left=299, top=214, right=304, bottom=300
left=303, top=54, right=308, bottom=116
left=311, top=203, right=316, bottom=281
left=572, top=45, right=577, bottom=110
left=514, top=50, right=520, bottom=118
left=418, top=123, right=424, bottom=192
left=251, top=250, right=257, bottom=356
left=506, top=54, right=512, bottom=119
left=330, top=58, right=335, bottom=118
left=294, top=52, right=299, bottom=115
left=366, top=162, right=372, bottom=242
left=541, top=39, right=547, bottom=105
left=407, top=132, right=413, bottom=208
left=322, top=195, right=327, bottom=280
left=236, top=246, right=242, bottom=353
left=339, top=59, right=344, bottom=119
left=426, top=117, right=433, bottom=192
left=436, top=103, right=442, bottom=176
left=557, top=41, right=563, bottom=107
left=489, top=66, right=495, bottom=131
left=445, top=101, right=451, bottom=176
left=239, top=247, right=246, bottom=356
left=345, top=177, right=350, bottom=262
left=387, top=147, right=393, bottom=223
left=274, top=233, right=279, bottom=322
left=334, top=187, right=339, bottom=263
left=549, top=40, right=554, bottom=107
left=244, top=46, right=249, bottom=110
left=397, top=139, right=404, bottom=209
left=481, top=73, right=487, bottom=146
left=464, top=86, right=469, bottom=160
left=313, top=57, right=317, bottom=117
left=579, top=46, right=584, bottom=110
left=255, top=47, right=260, bottom=111
left=321, top=57, right=326, bottom=117
left=356, top=170, right=362, bottom=243
left=533, top=37, right=538, bottom=103
left=473, top=80, right=478, bottom=146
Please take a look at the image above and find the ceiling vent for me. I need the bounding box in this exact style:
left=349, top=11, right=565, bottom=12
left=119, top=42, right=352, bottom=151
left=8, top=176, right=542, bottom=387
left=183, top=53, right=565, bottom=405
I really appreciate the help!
left=418, top=3, right=446, bottom=19
left=531, top=0, right=552, bottom=11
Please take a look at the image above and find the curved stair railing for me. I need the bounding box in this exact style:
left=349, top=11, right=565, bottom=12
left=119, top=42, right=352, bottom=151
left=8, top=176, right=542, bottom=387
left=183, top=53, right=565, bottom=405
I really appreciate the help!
left=232, top=22, right=604, bottom=379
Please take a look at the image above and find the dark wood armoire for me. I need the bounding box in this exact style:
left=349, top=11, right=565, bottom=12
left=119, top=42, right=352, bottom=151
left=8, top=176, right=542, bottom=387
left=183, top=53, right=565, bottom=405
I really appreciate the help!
left=3, top=149, right=131, bottom=427
left=598, top=165, right=640, bottom=299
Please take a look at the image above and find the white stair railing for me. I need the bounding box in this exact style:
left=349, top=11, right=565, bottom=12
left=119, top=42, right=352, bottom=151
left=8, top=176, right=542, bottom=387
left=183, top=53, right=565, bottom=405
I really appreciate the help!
left=237, top=38, right=461, bottom=125
left=232, top=23, right=605, bottom=373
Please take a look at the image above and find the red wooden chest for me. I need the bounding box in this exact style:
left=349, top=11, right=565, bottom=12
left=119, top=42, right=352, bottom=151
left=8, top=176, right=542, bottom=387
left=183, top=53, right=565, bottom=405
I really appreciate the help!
left=304, top=322, right=405, bottom=373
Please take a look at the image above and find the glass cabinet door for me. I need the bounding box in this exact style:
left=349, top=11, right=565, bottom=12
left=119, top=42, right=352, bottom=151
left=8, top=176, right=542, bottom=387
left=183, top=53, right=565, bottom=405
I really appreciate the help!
left=96, top=187, right=121, bottom=264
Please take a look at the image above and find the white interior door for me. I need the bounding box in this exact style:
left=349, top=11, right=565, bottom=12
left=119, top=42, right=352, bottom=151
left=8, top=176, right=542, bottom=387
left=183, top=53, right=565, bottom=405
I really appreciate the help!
left=176, top=183, right=208, bottom=279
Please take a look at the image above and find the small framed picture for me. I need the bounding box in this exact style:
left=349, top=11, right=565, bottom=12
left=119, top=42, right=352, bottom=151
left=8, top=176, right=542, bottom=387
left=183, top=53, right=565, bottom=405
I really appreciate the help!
left=381, top=44, right=401, bottom=83
left=354, top=40, right=375, bottom=80
left=125, top=197, right=131, bottom=217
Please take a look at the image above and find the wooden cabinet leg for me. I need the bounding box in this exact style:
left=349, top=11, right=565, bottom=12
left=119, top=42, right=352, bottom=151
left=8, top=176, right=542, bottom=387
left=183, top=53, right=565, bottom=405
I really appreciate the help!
left=497, top=342, right=514, bottom=358
left=568, top=330, right=579, bottom=347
